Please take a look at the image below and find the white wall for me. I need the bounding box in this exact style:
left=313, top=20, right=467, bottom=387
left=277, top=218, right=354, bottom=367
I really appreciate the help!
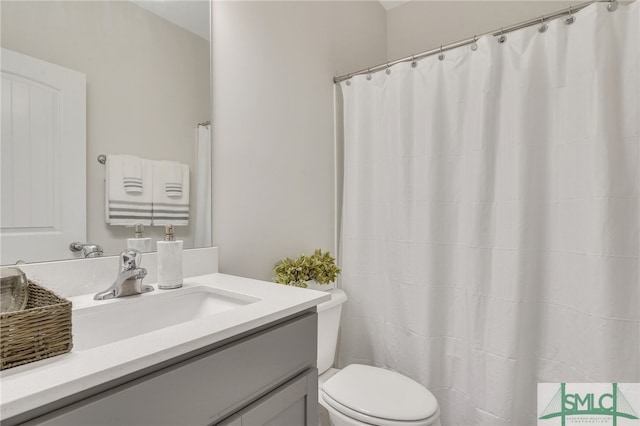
left=1, top=1, right=210, bottom=256
left=211, top=1, right=387, bottom=281
left=386, top=1, right=582, bottom=60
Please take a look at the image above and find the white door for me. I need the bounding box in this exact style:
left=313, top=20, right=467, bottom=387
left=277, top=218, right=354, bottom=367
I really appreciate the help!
left=1, top=48, right=86, bottom=265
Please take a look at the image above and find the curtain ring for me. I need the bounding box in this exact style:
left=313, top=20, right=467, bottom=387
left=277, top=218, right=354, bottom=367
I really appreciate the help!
left=345, top=74, right=352, bottom=86
left=564, top=6, right=576, bottom=24
left=497, top=28, right=507, bottom=43
left=411, top=55, right=418, bottom=68
left=386, top=62, right=391, bottom=75
left=366, top=68, right=372, bottom=81
left=470, top=35, right=478, bottom=51
left=438, top=46, right=445, bottom=61
left=607, top=0, right=618, bottom=12
left=538, top=15, right=548, bottom=33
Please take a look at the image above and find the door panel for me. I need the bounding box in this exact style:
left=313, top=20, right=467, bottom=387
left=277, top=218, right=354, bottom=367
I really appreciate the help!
left=1, top=48, right=86, bottom=264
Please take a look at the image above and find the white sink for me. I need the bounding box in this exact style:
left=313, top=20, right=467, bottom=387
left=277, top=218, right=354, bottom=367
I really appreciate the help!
left=72, top=286, right=260, bottom=351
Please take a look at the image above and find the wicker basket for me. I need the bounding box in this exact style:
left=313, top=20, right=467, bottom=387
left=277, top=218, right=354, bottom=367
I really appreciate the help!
left=0, top=281, right=72, bottom=370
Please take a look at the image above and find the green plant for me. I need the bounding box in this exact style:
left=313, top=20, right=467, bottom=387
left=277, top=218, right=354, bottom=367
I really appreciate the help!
left=273, top=249, right=341, bottom=288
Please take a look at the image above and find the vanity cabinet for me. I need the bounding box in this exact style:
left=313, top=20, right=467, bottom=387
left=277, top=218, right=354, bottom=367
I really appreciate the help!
left=219, top=369, right=317, bottom=426
left=20, top=311, right=318, bottom=426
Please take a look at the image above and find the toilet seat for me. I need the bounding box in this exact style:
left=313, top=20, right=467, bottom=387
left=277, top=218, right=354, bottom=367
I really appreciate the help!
left=322, top=391, right=440, bottom=426
left=321, top=364, right=439, bottom=425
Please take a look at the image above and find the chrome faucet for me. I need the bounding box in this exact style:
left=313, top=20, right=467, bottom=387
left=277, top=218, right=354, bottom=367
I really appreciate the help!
left=69, top=242, right=104, bottom=258
left=94, top=249, right=154, bottom=300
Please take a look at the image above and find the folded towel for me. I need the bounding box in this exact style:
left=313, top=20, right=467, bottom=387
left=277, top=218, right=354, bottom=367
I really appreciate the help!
left=122, top=155, right=143, bottom=193
left=163, top=161, right=183, bottom=198
left=152, top=161, right=189, bottom=226
left=106, top=156, right=153, bottom=225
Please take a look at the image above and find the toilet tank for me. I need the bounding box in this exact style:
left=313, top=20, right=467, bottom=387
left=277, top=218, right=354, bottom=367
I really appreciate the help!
left=316, top=288, right=348, bottom=374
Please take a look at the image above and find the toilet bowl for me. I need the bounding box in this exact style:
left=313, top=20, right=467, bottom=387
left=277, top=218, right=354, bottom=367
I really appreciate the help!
left=317, top=289, right=441, bottom=426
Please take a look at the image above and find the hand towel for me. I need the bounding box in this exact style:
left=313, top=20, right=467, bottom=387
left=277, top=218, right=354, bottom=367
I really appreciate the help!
left=122, top=155, right=143, bottom=193
left=152, top=161, right=189, bottom=226
left=164, top=161, right=183, bottom=198
left=106, top=156, right=153, bottom=225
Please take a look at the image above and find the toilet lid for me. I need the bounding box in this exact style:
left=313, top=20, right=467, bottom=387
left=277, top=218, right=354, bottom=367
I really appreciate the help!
left=322, top=364, right=438, bottom=421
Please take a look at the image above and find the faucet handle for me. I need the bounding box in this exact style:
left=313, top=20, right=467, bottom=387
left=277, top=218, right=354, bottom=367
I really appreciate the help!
left=119, top=249, right=142, bottom=272
left=70, top=242, right=104, bottom=258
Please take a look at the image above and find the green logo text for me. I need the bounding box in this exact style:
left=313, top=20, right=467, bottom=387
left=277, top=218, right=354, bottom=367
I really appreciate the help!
left=539, top=383, right=639, bottom=426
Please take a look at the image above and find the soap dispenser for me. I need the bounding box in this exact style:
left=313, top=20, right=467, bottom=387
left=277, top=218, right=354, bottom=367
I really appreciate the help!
left=157, top=225, right=183, bottom=289
left=127, top=224, right=152, bottom=253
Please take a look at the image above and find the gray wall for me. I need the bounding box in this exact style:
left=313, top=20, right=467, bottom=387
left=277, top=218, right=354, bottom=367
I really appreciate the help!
left=1, top=1, right=210, bottom=256
left=211, top=1, right=387, bottom=281
left=386, top=1, right=582, bottom=60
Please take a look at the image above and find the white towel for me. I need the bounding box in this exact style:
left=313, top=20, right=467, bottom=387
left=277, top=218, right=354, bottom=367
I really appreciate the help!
left=152, top=161, right=189, bottom=226
left=106, top=156, right=153, bottom=225
left=122, top=155, right=143, bottom=193
left=163, top=161, right=183, bottom=198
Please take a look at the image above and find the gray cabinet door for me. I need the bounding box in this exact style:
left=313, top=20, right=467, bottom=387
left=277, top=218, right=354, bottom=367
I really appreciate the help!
left=219, top=369, right=318, bottom=426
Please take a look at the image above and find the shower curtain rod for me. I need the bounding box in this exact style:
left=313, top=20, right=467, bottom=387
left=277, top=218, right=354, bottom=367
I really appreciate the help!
left=333, top=0, right=617, bottom=84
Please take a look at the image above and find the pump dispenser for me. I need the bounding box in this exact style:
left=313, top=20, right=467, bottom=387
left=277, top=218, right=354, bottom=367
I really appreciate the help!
left=127, top=224, right=152, bottom=253
left=156, top=225, right=183, bottom=289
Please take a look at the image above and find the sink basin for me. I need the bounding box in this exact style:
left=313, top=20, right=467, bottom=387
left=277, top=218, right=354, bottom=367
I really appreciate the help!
left=73, top=286, right=260, bottom=351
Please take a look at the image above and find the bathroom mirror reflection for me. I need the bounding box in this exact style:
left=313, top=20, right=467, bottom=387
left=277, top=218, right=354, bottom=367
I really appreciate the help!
left=0, top=1, right=212, bottom=265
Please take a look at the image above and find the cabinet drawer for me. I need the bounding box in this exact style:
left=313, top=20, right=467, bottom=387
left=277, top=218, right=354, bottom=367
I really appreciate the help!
left=218, top=368, right=318, bottom=426
left=28, top=312, right=317, bottom=426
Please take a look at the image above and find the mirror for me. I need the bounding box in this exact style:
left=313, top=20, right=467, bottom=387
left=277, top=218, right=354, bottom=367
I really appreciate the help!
left=1, top=1, right=212, bottom=264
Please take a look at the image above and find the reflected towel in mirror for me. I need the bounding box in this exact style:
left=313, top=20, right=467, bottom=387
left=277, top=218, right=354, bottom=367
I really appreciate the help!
left=163, top=161, right=183, bottom=198
left=122, top=155, right=143, bottom=193
left=152, top=161, right=189, bottom=226
left=105, top=156, right=153, bottom=225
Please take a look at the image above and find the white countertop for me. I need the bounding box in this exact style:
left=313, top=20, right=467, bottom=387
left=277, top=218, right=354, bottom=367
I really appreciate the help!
left=0, top=273, right=330, bottom=422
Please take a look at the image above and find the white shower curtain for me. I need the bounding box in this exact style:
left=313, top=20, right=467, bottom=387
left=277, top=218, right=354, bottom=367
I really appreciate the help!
left=194, top=124, right=212, bottom=247
left=339, top=3, right=639, bottom=425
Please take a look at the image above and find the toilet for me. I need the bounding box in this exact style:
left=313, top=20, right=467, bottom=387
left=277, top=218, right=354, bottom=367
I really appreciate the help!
left=317, top=289, right=441, bottom=426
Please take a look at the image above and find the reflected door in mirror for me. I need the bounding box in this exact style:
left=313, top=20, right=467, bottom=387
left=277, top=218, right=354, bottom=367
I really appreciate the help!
left=1, top=49, right=86, bottom=265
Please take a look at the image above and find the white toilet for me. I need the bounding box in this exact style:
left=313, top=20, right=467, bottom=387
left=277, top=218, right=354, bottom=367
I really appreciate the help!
left=317, top=289, right=441, bottom=426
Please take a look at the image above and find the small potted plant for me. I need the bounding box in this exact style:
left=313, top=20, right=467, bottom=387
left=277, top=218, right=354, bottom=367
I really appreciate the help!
left=273, top=249, right=341, bottom=289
